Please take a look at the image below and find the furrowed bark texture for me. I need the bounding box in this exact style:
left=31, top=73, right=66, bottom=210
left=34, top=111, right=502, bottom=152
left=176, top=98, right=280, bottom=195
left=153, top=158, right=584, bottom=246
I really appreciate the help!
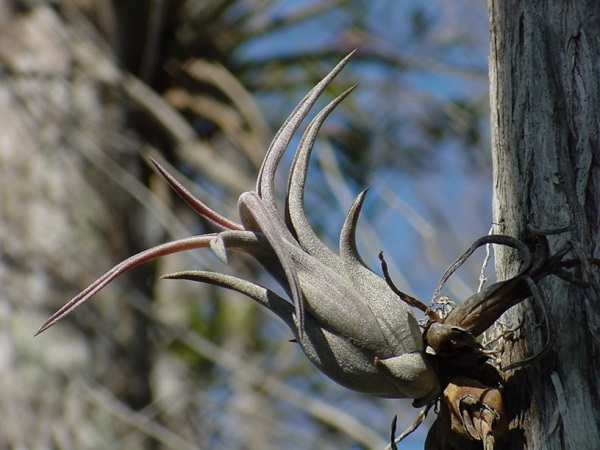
left=489, top=1, right=600, bottom=448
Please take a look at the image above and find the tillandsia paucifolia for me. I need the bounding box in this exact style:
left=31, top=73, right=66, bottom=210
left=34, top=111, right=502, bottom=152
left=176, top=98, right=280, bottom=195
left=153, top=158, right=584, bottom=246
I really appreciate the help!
left=36, top=52, right=442, bottom=406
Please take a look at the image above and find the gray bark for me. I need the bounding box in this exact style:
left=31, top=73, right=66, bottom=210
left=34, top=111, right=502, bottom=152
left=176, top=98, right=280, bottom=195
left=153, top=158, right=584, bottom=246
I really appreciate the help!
left=489, top=0, right=600, bottom=448
left=0, top=4, right=160, bottom=447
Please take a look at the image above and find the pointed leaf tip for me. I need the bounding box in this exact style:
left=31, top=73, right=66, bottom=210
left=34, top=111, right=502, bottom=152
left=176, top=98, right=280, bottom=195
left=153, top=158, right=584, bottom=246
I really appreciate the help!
left=35, top=235, right=216, bottom=335
left=148, top=156, right=243, bottom=231
left=210, top=236, right=229, bottom=263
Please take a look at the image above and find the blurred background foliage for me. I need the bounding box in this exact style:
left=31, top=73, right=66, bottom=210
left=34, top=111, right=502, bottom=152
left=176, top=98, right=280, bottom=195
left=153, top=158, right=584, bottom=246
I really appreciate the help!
left=0, top=0, right=490, bottom=448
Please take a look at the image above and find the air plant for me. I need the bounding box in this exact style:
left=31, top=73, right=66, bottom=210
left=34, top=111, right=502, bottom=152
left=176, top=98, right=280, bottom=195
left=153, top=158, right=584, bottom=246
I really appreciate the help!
left=36, top=52, right=442, bottom=406
left=37, top=52, right=594, bottom=449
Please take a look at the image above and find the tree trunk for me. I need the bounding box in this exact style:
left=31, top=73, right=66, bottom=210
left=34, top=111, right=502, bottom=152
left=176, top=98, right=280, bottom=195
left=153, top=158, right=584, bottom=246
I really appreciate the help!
left=489, top=1, right=600, bottom=448
left=0, top=4, right=159, bottom=447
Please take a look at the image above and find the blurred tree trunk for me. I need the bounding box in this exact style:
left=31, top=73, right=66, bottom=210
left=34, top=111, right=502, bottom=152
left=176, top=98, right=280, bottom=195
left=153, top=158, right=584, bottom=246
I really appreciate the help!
left=0, top=3, right=158, bottom=447
left=489, top=0, right=600, bottom=448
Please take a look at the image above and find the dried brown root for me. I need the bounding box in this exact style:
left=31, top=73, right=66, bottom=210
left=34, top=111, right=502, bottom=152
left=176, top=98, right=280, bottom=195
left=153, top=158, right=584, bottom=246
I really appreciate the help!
left=425, top=376, right=507, bottom=450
